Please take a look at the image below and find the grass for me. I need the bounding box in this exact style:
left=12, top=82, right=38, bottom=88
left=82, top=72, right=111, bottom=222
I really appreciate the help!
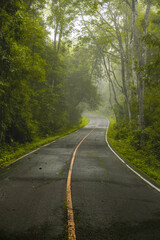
left=107, top=120, right=160, bottom=185
left=0, top=116, right=90, bottom=169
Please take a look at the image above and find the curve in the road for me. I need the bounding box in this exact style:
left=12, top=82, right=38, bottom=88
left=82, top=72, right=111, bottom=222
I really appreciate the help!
left=0, top=114, right=160, bottom=240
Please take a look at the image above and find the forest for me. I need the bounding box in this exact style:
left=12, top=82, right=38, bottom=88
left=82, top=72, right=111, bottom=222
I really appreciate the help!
left=0, top=0, right=101, bottom=166
left=0, top=0, right=160, bottom=182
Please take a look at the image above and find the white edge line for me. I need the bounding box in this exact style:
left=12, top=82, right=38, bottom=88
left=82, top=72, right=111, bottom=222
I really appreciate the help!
left=105, top=119, right=160, bottom=193
left=4, top=140, right=56, bottom=168
left=4, top=125, right=85, bottom=169
left=4, top=124, right=87, bottom=168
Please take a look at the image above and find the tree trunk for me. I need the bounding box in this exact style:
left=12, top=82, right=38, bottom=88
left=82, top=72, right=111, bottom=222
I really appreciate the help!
left=102, top=55, right=121, bottom=109
left=54, top=23, right=58, bottom=51
left=57, top=24, right=62, bottom=54
left=137, top=0, right=152, bottom=130
left=120, top=51, right=132, bottom=122
left=131, top=0, right=138, bottom=86
left=109, top=82, right=118, bottom=122
left=110, top=7, right=132, bottom=122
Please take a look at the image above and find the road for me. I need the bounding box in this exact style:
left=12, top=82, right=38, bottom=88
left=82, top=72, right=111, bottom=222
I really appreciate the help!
left=0, top=114, right=160, bottom=240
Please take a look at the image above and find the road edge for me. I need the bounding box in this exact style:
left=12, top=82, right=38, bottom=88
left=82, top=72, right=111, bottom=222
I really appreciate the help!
left=0, top=116, right=90, bottom=170
left=105, top=119, right=160, bottom=193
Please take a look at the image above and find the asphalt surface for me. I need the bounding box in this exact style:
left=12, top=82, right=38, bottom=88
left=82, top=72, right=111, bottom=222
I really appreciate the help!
left=0, top=114, right=160, bottom=240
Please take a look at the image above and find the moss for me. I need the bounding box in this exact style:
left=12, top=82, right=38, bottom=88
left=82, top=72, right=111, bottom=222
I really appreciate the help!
left=59, top=162, right=68, bottom=178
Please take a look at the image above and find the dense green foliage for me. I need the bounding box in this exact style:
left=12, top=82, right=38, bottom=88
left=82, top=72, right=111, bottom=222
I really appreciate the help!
left=0, top=0, right=100, bottom=162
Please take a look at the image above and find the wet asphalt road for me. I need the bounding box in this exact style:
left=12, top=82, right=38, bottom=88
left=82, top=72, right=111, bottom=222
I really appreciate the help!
left=0, top=114, right=160, bottom=240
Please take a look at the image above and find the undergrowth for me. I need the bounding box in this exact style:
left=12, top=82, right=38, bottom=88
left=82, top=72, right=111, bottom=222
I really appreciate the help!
left=107, top=120, right=160, bottom=185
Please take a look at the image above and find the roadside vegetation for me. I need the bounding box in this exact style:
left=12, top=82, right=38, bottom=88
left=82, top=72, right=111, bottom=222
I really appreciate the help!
left=0, top=116, right=89, bottom=168
left=108, top=120, right=160, bottom=184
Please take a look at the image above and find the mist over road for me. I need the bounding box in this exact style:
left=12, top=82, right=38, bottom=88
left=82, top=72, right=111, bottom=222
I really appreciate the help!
left=0, top=114, right=160, bottom=240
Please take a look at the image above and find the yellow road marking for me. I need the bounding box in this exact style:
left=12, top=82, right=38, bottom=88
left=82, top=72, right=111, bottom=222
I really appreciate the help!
left=66, top=129, right=95, bottom=240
